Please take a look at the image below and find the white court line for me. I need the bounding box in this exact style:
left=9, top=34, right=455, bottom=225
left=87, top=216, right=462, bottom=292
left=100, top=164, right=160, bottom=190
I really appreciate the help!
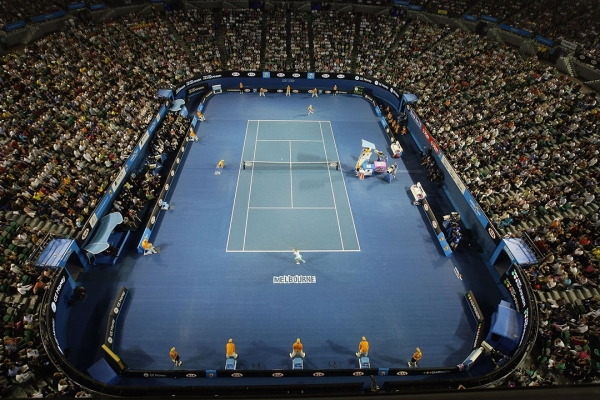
left=249, top=207, right=336, bottom=210
left=289, top=140, right=293, bottom=208
left=320, top=121, right=345, bottom=251
left=242, top=121, right=260, bottom=251
left=256, top=139, right=323, bottom=142
left=247, top=120, right=330, bottom=123
left=228, top=120, right=359, bottom=253
left=226, top=120, right=251, bottom=251
left=227, top=249, right=361, bottom=253
left=328, top=121, right=361, bottom=251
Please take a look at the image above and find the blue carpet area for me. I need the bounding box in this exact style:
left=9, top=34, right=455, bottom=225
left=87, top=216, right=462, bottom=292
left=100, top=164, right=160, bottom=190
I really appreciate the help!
left=66, top=93, right=505, bottom=378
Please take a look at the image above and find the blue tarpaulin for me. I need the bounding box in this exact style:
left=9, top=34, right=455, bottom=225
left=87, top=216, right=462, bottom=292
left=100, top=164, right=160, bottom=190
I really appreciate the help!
left=490, top=238, right=538, bottom=267
left=36, top=239, right=77, bottom=269
left=485, top=301, right=523, bottom=355
left=83, top=212, right=123, bottom=254
left=157, top=89, right=173, bottom=100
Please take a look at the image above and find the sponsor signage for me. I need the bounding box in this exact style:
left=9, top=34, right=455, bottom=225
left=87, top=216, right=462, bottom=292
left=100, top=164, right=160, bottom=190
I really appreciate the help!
left=4, top=20, right=26, bottom=31
left=441, top=157, right=465, bottom=193
left=465, top=291, right=485, bottom=348
left=406, top=105, right=421, bottom=128
left=561, top=39, right=578, bottom=51
left=111, top=168, right=127, bottom=193
left=172, top=71, right=402, bottom=101
left=480, top=15, right=498, bottom=23
left=105, top=286, right=128, bottom=349
left=499, top=23, right=531, bottom=37
left=502, top=266, right=531, bottom=347
left=420, top=126, right=440, bottom=155
left=273, top=275, right=316, bottom=284
left=463, top=14, right=478, bottom=22
left=31, top=10, right=66, bottom=23
left=90, top=3, right=105, bottom=11
left=186, top=84, right=207, bottom=100
left=422, top=200, right=442, bottom=236
left=502, top=266, right=528, bottom=313
left=535, top=35, right=554, bottom=47
left=49, top=268, right=69, bottom=354
left=68, top=2, right=86, bottom=10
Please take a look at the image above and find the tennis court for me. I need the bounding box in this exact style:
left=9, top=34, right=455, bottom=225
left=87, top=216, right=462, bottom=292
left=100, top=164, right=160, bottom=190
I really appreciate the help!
left=227, top=120, right=359, bottom=252
left=66, top=93, right=503, bottom=376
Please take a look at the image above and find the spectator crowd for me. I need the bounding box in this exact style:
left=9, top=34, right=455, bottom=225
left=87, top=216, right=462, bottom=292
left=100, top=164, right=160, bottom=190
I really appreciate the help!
left=167, top=9, right=222, bottom=74
left=312, top=10, right=355, bottom=73
left=223, top=9, right=262, bottom=71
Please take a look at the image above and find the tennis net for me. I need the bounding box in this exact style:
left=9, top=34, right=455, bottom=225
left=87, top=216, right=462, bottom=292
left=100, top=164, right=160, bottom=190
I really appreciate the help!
left=242, top=161, right=340, bottom=170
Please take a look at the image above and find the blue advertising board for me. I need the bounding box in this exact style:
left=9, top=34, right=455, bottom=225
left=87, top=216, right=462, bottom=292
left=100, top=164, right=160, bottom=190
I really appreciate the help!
left=68, top=2, right=86, bottom=10
left=31, top=10, right=66, bottom=23
left=535, top=35, right=554, bottom=47
left=481, top=15, right=498, bottom=23
left=4, top=20, right=26, bottom=31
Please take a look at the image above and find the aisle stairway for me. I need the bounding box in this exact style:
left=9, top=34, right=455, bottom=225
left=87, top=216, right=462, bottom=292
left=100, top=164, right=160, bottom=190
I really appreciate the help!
left=259, top=10, right=267, bottom=70
left=349, top=13, right=363, bottom=73
left=164, top=15, right=193, bottom=60
left=214, top=8, right=228, bottom=68
left=307, top=10, right=315, bottom=71
left=285, top=6, right=292, bottom=71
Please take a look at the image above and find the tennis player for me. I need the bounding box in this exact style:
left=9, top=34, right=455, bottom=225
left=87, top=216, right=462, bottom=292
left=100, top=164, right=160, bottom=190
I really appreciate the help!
left=292, top=248, right=306, bottom=264
left=307, top=104, right=314, bottom=115
left=408, top=347, right=422, bottom=368
left=170, top=347, right=183, bottom=366
left=286, top=85, right=291, bottom=96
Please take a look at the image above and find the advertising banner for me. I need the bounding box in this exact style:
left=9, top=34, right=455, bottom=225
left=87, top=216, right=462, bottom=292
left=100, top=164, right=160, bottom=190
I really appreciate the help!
left=481, top=15, right=498, bottom=23
left=105, top=286, right=128, bottom=349
left=465, top=291, right=485, bottom=349
left=31, top=10, right=66, bottom=23
left=535, top=35, right=554, bottom=47
left=173, top=71, right=402, bottom=99
left=502, top=266, right=531, bottom=347
left=49, top=268, right=70, bottom=355
left=4, top=20, right=26, bottom=31
left=68, top=2, right=86, bottom=10
left=561, top=39, right=578, bottom=51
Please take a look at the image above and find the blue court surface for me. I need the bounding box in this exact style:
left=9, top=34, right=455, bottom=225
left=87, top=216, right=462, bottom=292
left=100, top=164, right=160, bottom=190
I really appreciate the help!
left=228, top=120, right=358, bottom=252
left=67, top=92, right=504, bottom=377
